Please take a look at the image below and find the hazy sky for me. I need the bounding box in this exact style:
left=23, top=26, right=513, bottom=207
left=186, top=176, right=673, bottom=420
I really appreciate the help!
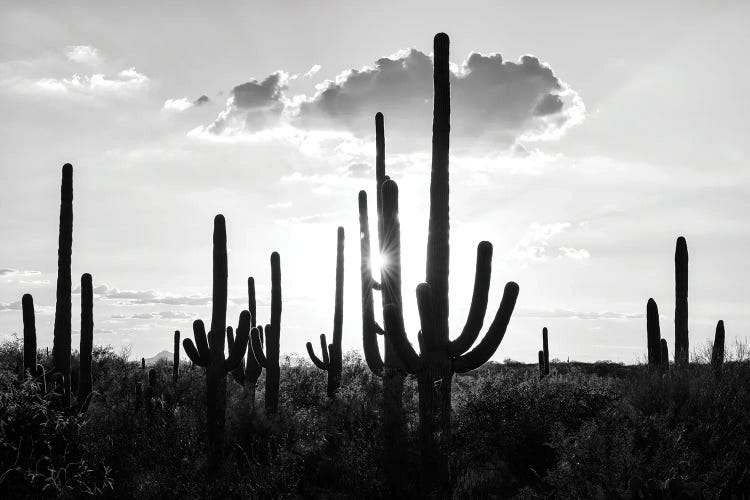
left=1, top=0, right=748, bottom=363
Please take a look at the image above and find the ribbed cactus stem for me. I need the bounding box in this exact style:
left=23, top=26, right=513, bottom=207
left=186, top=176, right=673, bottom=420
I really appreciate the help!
left=173, top=330, right=180, bottom=384
left=22, top=294, right=38, bottom=379
left=542, top=327, right=550, bottom=375
left=711, top=320, right=725, bottom=376
left=674, top=236, right=689, bottom=365
left=265, top=252, right=281, bottom=415
left=52, top=163, right=73, bottom=406
left=78, top=273, right=93, bottom=409
left=306, top=227, right=344, bottom=398
left=647, top=299, right=661, bottom=367
left=660, top=339, right=669, bottom=372
left=242, top=278, right=262, bottom=411
left=359, top=191, right=384, bottom=375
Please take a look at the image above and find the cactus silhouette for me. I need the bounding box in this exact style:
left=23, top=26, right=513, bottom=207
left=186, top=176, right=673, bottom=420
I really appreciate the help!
left=227, top=277, right=264, bottom=413
left=141, top=357, right=145, bottom=371
left=660, top=338, right=669, bottom=372
left=542, top=327, right=550, bottom=375
left=711, top=320, right=725, bottom=376
left=52, top=163, right=73, bottom=405
left=647, top=298, right=661, bottom=368
left=173, top=330, right=180, bottom=385
left=22, top=294, right=41, bottom=380
left=249, top=252, right=282, bottom=415
left=182, top=215, right=250, bottom=468
left=358, top=112, right=410, bottom=493
left=538, top=350, right=545, bottom=379
left=383, top=33, right=519, bottom=493
left=674, top=236, right=689, bottom=365
left=77, top=273, right=94, bottom=409
left=306, top=227, right=344, bottom=398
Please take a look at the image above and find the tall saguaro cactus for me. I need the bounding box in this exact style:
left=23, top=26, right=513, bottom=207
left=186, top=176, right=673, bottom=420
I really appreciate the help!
left=674, top=236, right=689, bottom=365
left=385, top=33, right=520, bottom=493
left=52, top=163, right=73, bottom=405
left=542, top=327, right=550, bottom=375
left=306, top=227, right=344, bottom=398
left=182, top=215, right=250, bottom=468
left=249, top=252, right=282, bottom=415
left=173, top=330, right=180, bottom=384
left=358, top=112, right=409, bottom=493
left=77, top=273, right=94, bottom=409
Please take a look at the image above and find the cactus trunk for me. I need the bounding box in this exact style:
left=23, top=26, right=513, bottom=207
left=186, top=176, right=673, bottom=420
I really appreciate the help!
left=711, top=320, right=725, bottom=376
left=647, top=298, right=661, bottom=368
left=542, top=327, right=550, bottom=375
left=674, top=236, right=689, bottom=365
left=77, top=273, right=93, bottom=409
left=660, top=338, right=670, bottom=372
left=22, top=294, right=38, bottom=379
left=173, top=330, right=180, bottom=384
left=52, top=163, right=73, bottom=406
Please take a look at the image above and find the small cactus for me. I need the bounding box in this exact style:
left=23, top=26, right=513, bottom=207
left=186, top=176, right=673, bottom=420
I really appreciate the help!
left=674, top=236, right=689, bottom=365
left=647, top=298, right=661, bottom=368
left=711, top=320, right=725, bottom=376
left=141, top=357, right=146, bottom=371
left=306, top=227, right=344, bottom=398
left=77, top=273, right=94, bottom=409
left=22, top=294, right=41, bottom=380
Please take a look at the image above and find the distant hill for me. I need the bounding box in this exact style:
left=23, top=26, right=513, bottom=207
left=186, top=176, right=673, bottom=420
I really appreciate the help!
left=144, top=350, right=173, bottom=365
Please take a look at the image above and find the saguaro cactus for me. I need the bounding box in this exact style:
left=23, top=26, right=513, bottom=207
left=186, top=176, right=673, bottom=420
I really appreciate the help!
left=358, top=111, right=409, bottom=493
left=77, top=273, right=93, bottom=409
left=141, top=358, right=146, bottom=371
left=173, top=330, right=180, bottom=384
left=183, top=215, right=250, bottom=468
left=227, top=277, right=264, bottom=412
left=542, top=327, right=550, bottom=375
left=52, top=163, right=73, bottom=405
left=647, top=298, right=661, bottom=368
left=249, top=253, right=282, bottom=415
left=674, top=236, right=689, bottom=365
left=711, top=320, right=725, bottom=376
left=22, top=294, right=39, bottom=378
left=538, top=351, right=545, bottom=379
left=385, top=34, right=519, bottom=493
left=306, top=227, right=344, bottom=398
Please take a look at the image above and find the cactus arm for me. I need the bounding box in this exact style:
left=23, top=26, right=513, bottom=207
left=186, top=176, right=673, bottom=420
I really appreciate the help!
left=245, top=330, right=263, bottom=382
left=225, top=311, right=250, bottom=372
left=184, top=319, right=210, bottom=367
left=711, top=320, right=725, bottom=373
left=384, top=304, right=422, bottom=373
left=183, top=338, right=204, bottom=366
left=226, top=326, right=235, bottom=351
left=426, top=33, right=451, bottom=345
left=542, top=326, right=550, bottom=375
left=449, top=241, right=492, bottom=356
left=372, top=280, right=382, bottom=291
left=22, top=294, right=37, bottom=378
left=251, top=327, right=268, bottom=368
left=375, top=112, right=386, bottom=251
left=359, top=190, right=385, bottom=375
left=320, top=333, right=330, bottom=366
left=306, top=341, right=329, bottom=370
left=248, top=277, right=257, bottom=328
left=454, top=281, right=519, bottom=374
left=416, top=283, right=437, bottom=351
left=78, top=273, right=94, bottom=408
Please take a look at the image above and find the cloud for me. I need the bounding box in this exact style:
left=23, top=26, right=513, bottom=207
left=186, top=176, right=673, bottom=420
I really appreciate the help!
left=515, top=308, right=644, bottom=320
left=304, top=64, right=322, bottom=79
left=32, top=67, right=149, bottom=96
left=112, top=311, right=194, bottom=320
left=74, top=283, right=211, bottom=306
left=0, top=300, right=22, bottom=311
left=199, top=47, right=582, bottom=148
left=512, top=222, right=591, bottom=262
left=0, top=268, right=41, bottom=277
left=64, top=45, right=101, bottom=64
left=162, top=94, right=211, bottom=112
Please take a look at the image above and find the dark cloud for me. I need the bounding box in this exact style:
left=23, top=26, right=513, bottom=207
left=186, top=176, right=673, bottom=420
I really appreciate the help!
left=194, top=94, right=210, bottom=106
left=201, top=48, right=582, bottom=147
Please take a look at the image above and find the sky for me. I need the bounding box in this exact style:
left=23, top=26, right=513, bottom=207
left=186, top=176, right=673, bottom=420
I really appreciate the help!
left=0, top=0, right=748, bottom=364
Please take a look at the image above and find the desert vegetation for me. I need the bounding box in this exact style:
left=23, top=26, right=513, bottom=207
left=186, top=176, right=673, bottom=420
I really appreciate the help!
left=1, top=33, right=747, bottom=499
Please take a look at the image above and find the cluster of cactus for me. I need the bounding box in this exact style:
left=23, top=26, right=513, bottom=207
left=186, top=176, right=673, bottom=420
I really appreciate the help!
left=360, top=34, right=519, bottom=493
left=20, top=164, right=94, bottom=410
left=647, top=236, right=725, bottom=374
left=183, top=215, right=250, bottom=469
left=306, top=227, right=344, bottom=398
left=227, top=278, right=263, bottom=413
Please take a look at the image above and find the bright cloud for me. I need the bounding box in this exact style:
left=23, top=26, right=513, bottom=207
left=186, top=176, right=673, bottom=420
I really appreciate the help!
left=64, top=45, right=101, bottom=64
left=32, top=67, right=149, bottom=96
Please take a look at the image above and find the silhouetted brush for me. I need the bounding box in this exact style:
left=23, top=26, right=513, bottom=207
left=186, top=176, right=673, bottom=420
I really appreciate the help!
left=182, top=215, right=250, bottom=468
left=145, top=368, right=157, bottom=416
left=306, top=227, right=344, bottom=398
left=383, top=33, right=519, bottom=494
left=173, top=330, right=180, bottom=384
left=660, top=339, right=669, bottom=373
left=647, top=298, right=661, bottom=368
left=77, top=273, right=94, bottom=409
left=674, top=236, right=689, bottom=365
left=711, top=320, right=725, bottom=376
left=135, top=381, right=143, bottom=412
left=52, top=163, right=73, bottom=406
